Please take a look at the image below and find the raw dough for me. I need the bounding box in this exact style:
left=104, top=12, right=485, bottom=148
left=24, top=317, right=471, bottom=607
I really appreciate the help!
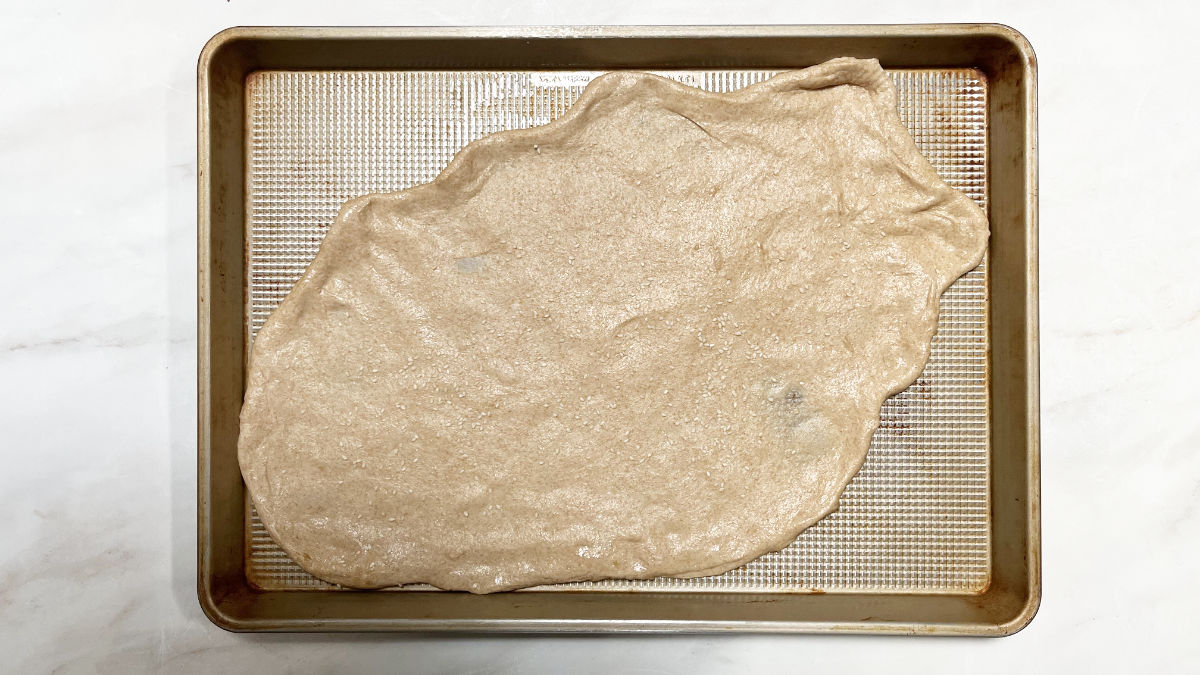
left=239, top=58, right=988, bottom=592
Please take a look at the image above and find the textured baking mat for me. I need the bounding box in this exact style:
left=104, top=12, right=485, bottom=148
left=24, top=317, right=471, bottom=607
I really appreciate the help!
left=244, top=69, right=989, bottom=593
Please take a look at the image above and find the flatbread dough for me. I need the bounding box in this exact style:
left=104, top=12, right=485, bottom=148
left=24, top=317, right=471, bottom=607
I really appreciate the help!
left=239, top=58, right=988, bottom=592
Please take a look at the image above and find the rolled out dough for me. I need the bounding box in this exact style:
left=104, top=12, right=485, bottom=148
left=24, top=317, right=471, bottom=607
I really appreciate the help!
left=239, top=58, right=989, bottom=592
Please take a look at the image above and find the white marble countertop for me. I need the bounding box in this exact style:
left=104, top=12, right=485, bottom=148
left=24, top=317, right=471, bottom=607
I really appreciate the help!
left=2, top=1, right=1197, bottom=671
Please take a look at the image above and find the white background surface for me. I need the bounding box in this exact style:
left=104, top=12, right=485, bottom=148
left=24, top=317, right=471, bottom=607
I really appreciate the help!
left=1, top=0, right=1197, bottom=672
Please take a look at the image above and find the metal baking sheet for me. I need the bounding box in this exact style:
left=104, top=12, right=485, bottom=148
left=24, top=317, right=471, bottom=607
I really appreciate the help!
left=198, top=25, right=1039, bottom=634
left=243, top=68, right=990, bottom=595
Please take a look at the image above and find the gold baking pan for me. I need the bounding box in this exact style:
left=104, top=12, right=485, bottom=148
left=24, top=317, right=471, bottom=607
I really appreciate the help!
left=198, top=24, right=1038, bottom=634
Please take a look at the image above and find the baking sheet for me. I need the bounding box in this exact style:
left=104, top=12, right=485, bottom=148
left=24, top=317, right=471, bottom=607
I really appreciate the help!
left=243, top=68, right=990, bottom=594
